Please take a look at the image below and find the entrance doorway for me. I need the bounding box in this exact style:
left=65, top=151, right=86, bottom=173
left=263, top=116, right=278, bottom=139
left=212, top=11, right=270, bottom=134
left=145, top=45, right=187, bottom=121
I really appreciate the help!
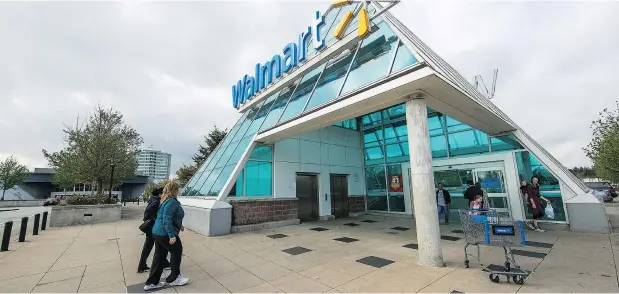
left=472, top=168, right=510, bottom=215
left=330, top=175, right=349, bottom=218
left=296, top=174, right=319, bottom=222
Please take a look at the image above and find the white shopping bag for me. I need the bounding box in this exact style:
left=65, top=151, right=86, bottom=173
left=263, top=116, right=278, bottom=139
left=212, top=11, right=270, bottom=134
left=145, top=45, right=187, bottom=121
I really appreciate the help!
left=545, top=203, right=555, bottom=220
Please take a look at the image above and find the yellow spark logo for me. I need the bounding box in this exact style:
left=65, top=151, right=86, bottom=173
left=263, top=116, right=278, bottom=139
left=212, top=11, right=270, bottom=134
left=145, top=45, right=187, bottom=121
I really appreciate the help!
left=332, top=0, right=370, bottom=39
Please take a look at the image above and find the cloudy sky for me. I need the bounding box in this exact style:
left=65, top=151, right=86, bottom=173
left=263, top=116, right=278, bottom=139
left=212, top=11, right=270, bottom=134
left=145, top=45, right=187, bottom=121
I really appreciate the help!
left=1, top=0, right=617, bottom=176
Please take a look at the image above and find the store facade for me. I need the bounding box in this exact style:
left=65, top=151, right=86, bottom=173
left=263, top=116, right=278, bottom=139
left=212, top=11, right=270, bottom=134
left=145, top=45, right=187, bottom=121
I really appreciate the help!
left=177, top=0, right=608, bottom=252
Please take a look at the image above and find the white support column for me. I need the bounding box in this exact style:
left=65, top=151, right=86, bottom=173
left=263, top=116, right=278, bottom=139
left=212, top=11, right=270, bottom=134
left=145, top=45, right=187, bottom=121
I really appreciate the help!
left=405, top=96, right=444, bottom=268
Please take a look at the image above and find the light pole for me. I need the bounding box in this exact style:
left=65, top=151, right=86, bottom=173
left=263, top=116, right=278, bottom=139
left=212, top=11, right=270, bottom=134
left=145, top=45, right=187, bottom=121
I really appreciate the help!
left=108, top=163, right=115, bottom=202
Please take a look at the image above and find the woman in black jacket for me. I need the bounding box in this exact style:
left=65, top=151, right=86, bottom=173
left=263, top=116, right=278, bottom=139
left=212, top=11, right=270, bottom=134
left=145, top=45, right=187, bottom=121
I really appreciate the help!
left=137, top=187, right=170, bottom=273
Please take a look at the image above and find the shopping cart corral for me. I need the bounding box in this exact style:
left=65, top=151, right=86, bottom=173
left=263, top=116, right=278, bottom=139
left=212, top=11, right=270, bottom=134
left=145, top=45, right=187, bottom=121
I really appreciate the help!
left=458, top=208, right=530, bottom=285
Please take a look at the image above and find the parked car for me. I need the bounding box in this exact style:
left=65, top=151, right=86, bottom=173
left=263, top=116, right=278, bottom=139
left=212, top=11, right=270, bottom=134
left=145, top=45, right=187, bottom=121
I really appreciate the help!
left=43, top=198, right=59, bottom=206
left=585, top=181, right=617, bottom=202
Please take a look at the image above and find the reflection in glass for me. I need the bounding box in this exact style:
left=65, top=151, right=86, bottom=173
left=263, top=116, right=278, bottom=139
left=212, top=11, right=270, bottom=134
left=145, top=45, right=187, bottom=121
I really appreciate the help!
left=390, top=41, right=417, bottom=74
left=278, top=64, right=326, bottom=123
left=448, top=130, right=490, bottom=156
left=259, top=81, right=299, bottom=132
left=491, top=135, right=523, bottom=152
left=245, top=161, right=273, bottom=196
left=244, top=91, right=281, bottom=137
left=208, top=165, right=235, bottom=196
left=304, top=51, right=355, bottom=112
left=340, top=22, right=398, bottom=95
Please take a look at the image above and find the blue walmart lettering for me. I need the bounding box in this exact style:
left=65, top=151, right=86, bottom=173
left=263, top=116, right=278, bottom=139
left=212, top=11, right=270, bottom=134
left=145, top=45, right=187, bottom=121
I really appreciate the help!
left=232, top=11, right=325, bottom=109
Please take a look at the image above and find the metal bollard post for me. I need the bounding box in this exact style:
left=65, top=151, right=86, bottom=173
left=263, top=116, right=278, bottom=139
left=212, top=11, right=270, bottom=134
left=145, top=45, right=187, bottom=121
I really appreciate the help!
left=41, top=211, right=48, bottom=230
left=19, top=217, right=28, bottom=242
left=33, top=214, right=40, bottom=236
left=1, top=221, right=13, bottom=251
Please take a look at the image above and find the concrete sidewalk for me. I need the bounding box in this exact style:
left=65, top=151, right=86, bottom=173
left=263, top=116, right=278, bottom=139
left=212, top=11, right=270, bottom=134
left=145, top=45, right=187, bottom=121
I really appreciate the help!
left=0, top=203, right=617, bottom=293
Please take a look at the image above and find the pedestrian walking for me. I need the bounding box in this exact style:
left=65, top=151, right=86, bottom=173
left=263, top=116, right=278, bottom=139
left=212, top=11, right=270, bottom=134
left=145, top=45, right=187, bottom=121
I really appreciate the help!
left=436, top=183, right=451, bottom=224
left=526, top=176, right=551, bottom=232
left=144, top=181, right=189, bottom=291
left=137, top=187, right=170, bottom=273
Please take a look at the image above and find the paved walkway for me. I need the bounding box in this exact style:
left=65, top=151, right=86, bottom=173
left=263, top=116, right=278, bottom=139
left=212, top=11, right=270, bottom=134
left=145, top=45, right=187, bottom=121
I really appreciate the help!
left=0, top=203, right=618, bottom=293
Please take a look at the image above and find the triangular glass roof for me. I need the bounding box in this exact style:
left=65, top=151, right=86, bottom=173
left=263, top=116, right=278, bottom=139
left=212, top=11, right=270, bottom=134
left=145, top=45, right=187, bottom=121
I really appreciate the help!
left=181, top=0, right=589, bottom=197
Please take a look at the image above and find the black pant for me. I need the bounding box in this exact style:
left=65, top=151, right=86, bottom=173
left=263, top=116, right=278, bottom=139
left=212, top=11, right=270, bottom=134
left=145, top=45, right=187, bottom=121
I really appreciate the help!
left=146, top=235, right=183, bottom=285
left=138, top=233, right=170, bottom=271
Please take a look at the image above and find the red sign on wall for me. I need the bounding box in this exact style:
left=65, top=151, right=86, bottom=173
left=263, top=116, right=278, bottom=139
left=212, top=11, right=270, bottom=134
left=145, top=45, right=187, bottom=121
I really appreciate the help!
left=389, top=175, right=403, bottom=192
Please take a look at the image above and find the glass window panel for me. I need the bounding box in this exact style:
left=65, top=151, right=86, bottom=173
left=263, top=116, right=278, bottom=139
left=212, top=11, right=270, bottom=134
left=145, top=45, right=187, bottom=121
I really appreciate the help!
left=430, top=135, right=448, bottom=158
left=334, top=118, right=358, bottom=130
left=250, top=145, right=273, bottom=161
left=445, top=116, right=472, bottom=133
left=196, top=168, right=221, bottom=196
left=363, top=127, right=383, bottom=147
left=382, top=104, right=405, bottom=122
left=390, top=41, right=418, bottom=73
left=324, top=3, right=359, bottom=46
left=243, top=91, right=281, bottom=137
left=215, top=140, right=241, bottom=168
left=306, top=6, right=344, bottom=58
left=228, top=170, right=243, bottom=197
left=366, top=165, right=387, bottom=211
left=207, top=165, right=235, bottom=196
left=229, top=103, right=263, bottom=143
left=227, top=136, right=254, bottom=167
left=448, top=130, right=490, bottom=157
left=364, top=146, right=384, bottom=165
left=491, top=135, right=523, bottom=152
left=245, top=161, right=273, bottom=196
left=205, top=145, right=227, bottom=170
left=515, top=151, right=561, bottom=191
left=278, top=63, right=327, bottom=123
left=219, top=112, right=248, bottom=147
left=427, top=115, right=444, bottom=136
left=365, top=165, right=386, bottom=195
left=259, top=80, right=300, bottom=131
left=304, top=51, right=355, bottom=112
left=341, top=3, right=365, bottom=38
left=434, top=169, right=473, bottom=210
left=340, top=21, right=399, bottom=94
left=361, top=111, right=382, bottom=129
left=385, top=143, right=408, bottom=164
left=387, top=164, right=405, bottom=212
left=182, top=172, right=203, bottom=196
left=384, top=121, right=407, bottom=144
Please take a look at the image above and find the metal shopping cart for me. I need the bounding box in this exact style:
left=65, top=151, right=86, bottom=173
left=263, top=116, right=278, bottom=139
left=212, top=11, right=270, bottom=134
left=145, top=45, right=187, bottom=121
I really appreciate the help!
left=458, top=208, right=529, bottom=285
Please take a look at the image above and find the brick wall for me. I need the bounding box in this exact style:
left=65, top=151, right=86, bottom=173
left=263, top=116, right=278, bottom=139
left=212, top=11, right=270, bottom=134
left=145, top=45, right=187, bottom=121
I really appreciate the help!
left=230, top=199, right=299, bottom=226
left=348, top=196, right=366, bottom=213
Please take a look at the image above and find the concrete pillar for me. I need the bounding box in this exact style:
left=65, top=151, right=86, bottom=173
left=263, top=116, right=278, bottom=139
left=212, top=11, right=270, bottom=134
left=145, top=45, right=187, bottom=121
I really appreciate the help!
left=405, top=97, right=444, bottom=268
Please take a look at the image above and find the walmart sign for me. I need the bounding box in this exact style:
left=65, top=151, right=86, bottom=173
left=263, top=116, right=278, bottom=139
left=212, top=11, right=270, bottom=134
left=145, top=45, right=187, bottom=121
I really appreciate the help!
left=232, top=11, right=326, bottom=109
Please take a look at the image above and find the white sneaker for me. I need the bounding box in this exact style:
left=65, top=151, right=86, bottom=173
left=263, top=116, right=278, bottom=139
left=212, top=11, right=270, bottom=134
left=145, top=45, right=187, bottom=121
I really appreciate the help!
left=169, top=274, right=189, bottom=286
left=144, top=282, right=165, bottom=291
left=535, top=228, right=546, bottom=232
left=525, top=221, right=536, bottom=230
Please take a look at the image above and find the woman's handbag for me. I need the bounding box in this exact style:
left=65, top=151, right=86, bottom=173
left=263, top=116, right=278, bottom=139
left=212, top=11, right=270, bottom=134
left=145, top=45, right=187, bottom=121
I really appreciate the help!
left=139, top=219, right=153, bottom=233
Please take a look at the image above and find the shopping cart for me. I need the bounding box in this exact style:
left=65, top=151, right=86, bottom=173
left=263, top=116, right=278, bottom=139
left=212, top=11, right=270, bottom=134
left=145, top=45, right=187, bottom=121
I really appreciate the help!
left=458, top=208, right=529, bottom=285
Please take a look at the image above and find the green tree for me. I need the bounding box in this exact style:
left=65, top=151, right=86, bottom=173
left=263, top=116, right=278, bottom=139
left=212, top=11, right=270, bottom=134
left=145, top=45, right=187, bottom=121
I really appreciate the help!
left=0, top=156, right=30, bottom=200
left=584, top=101, right=619, bottom=183
left=192, top=126, right=227, bottom=166
left=176, top=164, right=197, bottom=187
left=43, top=105, right=143, bottom=196
left=569, top=166, right=597, bottom=179
left=175, top=126, right=228, bottom=187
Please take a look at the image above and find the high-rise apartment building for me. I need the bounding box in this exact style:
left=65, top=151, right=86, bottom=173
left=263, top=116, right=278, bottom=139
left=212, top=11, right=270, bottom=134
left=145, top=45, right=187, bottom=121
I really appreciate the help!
left=137, top=146, right=171, bottom=181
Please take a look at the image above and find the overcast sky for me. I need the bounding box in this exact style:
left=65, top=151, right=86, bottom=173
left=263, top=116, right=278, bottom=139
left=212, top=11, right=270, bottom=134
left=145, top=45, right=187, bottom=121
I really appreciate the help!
left=1, top=0, right=617, bottom=176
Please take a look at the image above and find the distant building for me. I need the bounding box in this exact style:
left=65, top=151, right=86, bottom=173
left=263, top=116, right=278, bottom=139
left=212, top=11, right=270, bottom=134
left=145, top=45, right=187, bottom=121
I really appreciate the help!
left=137, top=146, right=171, bottom=181
left=2, top=168, right=149, bottom=201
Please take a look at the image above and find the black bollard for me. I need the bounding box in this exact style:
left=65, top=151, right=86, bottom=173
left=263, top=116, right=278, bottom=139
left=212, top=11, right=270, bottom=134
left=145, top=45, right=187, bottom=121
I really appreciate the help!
left=41, top=211, right=48, bottom=230
left=1, top=221, right=13, bottom=251
left=19, top=217, right=28, bottom=242
left=33, top=214, right=40, bottom=236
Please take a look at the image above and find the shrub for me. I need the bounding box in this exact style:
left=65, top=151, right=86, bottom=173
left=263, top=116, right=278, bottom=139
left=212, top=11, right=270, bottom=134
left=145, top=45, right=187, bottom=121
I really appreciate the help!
left=66, top=194, right=119, bottom=205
